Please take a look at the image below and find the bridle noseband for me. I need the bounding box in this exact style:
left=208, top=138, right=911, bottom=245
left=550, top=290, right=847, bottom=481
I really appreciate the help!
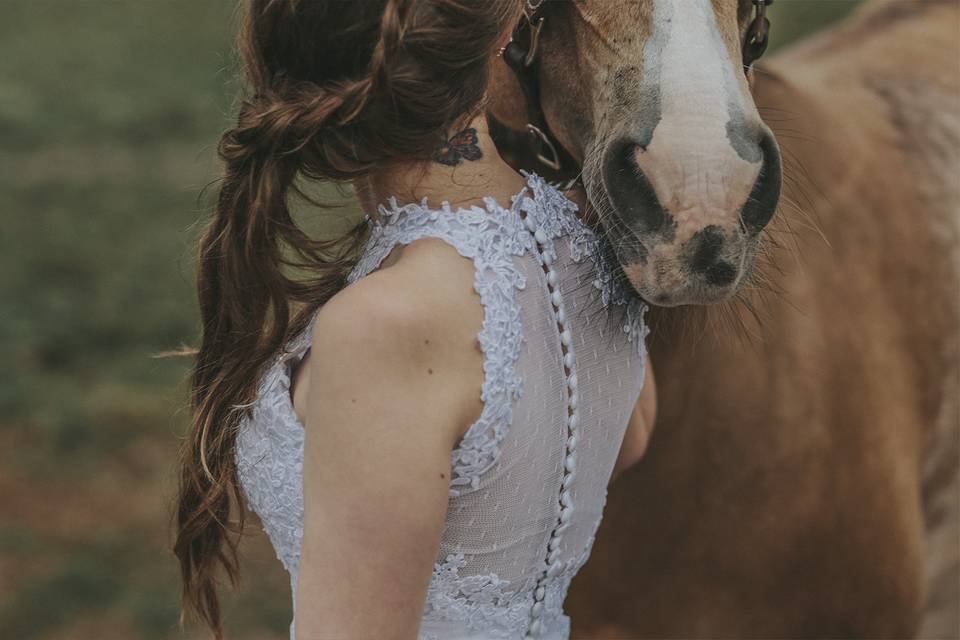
left=500, top=0, right=775, bottom=187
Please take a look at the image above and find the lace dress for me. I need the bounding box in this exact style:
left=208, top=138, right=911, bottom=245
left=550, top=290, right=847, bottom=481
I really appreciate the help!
left=236, top=172, right=649, bottom=640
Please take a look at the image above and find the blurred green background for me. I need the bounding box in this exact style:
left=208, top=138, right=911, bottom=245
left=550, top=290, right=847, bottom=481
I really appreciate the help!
left=0, top=1, right=862, bottom=638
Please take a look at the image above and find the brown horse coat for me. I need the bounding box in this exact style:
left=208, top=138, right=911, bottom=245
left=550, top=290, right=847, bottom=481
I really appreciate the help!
left=566, top=2, right=959, bottom=637
left=490, top=1, right=959, bottom=636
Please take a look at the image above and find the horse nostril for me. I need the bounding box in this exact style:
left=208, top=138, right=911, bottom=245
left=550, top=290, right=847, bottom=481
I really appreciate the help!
left=690, top=225, right=738, bottom=287
left=602, top=138, right=668, bottom=234
left=740, top=129, right=783, bottom=233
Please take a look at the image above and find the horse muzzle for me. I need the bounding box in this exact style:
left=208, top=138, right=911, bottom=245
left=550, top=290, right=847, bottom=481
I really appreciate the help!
left=597, top=124, right=782, bottom=306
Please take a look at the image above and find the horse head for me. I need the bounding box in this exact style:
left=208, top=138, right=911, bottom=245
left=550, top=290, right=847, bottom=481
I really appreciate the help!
left=490, top=0, right=782, bottom=306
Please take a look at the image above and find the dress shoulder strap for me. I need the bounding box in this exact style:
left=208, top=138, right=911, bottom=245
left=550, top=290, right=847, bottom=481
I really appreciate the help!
left=348, top=193, right=533, bottom=495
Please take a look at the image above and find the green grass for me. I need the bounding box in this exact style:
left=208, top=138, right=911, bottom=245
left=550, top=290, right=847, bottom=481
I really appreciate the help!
left=0, top=1, right=859, bottom=638
left=0, top=2, right=291, bottom=638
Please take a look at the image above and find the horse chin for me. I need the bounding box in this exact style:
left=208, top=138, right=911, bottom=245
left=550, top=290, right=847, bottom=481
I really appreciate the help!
left=619, top=258, right=752, bottom=307
left=594, top=194, right=762, bottom=307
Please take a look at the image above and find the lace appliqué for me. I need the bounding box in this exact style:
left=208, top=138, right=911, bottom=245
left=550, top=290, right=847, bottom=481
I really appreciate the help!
left=235, top=357, right=307, bottom=575
left=519, top=171, right=650, bottom=355
left=420, top=553, right=535, bottom=638
left=349, top=196, right=533, bottom=496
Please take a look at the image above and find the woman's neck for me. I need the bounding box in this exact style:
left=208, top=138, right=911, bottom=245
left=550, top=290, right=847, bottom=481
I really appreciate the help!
left=355, top=115, right=527, bottom=217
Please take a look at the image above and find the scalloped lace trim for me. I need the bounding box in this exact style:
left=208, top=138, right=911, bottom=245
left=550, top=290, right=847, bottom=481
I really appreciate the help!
left=420, top=553, right=536, bottom=638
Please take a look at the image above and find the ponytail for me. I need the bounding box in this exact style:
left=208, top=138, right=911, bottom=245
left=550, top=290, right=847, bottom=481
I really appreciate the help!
left=175, top=98, right=365, bottom=636
left=173, top=0, right=524, bottom=635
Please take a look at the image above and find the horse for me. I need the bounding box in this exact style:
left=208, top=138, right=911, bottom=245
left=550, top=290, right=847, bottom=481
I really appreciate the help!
left=487, top=0, right=960, bottom=637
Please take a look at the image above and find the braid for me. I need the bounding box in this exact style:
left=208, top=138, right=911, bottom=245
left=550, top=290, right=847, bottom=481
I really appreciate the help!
left=370, top=0, right=414, bottom=87
left=225, top=77, right=373, bottom=160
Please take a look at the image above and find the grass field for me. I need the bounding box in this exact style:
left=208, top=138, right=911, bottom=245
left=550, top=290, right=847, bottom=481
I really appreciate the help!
left=0, top=2, right=860, bottom=638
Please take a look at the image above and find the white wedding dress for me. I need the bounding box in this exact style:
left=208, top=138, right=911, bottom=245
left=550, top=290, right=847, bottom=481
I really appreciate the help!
left=236, top=172, right=649, bottom=639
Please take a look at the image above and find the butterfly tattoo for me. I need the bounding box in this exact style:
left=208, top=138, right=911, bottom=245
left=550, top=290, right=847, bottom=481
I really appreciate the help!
left=432, top=127, right=483, bottom=166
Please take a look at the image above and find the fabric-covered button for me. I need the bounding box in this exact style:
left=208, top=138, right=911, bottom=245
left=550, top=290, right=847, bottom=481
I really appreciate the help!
left=547, top=548, right=562, bottom=564
left=535, top=585, right=546, bottom=600
left=547, top=560, right=564, bottom=577
left=567, top=373, right=577, bottom=390
left=557, top=306, right=566, bottom=324
left=551, top=290, right=562, bottom=308
left=559, top=505, right=573, bottom=523
left=567, top=433, right=578, bottom=451
left=547, top=270, right=558, bottom=287
left=560, top=330, right=571, bottom=346
left=560, top=489, right=572, bottom=507
left=531, top=601, right=544, bottom=617
left=524, top=215, right=537, bottom=232
left=529, top=618, right=543, bottom=635
left=534, top=228, right=548, bottom=245
left=565, top=454, right=576, bottom=473
left=548, top=536, right=561, bottom=551
left=562, top=473, right=575, bottom=490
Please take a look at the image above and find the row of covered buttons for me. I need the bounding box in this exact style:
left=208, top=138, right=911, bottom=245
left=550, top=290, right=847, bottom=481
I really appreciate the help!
left=523, top=213, right=581, bottom=639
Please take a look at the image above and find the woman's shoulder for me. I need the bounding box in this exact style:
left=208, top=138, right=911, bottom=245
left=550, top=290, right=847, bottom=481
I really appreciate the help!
left=312, top=237, right=485, bottom=373
left=306, top=239, right=486, bottom=442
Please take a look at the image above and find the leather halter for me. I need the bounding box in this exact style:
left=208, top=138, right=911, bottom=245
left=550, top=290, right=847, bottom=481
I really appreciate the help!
left=501, top=0, right=580, bottom=186
left=500, top=0, right=775, bottom=186
left=743, top=0, right=775, bottom=67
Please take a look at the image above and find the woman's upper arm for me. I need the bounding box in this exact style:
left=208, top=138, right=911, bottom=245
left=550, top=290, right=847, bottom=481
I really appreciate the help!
left=294, top=271, right=481, bottom=640
left=612, top=354, right=658, bottom=482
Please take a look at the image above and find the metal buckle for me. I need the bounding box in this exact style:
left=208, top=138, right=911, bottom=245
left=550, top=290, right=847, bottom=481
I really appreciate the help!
left=744, top=0, right=773, bottom=67
left=527, top=124, right=563, bottom=172
left=517, top=10, right=545, bottom=67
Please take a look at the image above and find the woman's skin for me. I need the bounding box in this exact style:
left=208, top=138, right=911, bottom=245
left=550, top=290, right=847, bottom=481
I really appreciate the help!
left=290, top=114, right=656, bottom=639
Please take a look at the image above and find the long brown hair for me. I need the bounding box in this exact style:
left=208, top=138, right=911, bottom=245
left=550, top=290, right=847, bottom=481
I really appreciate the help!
left=173, top=0, right=522, bottom=636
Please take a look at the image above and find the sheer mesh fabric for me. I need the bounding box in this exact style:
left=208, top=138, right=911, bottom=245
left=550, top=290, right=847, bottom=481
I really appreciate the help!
left=235, top=173, right=648, bottom=639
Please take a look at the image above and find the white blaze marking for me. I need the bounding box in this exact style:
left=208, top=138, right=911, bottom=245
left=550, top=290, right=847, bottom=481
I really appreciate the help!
left=657, top=0, right=739, bottom=135
left=641, top=0, right=761, bottom=225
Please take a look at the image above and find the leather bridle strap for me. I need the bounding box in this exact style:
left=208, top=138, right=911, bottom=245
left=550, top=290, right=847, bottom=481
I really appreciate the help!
left=502, top=0, right=581, bottom=187
left=500, top=0, right=775, bottom=186
left=744, top=0, right=774, bottom=68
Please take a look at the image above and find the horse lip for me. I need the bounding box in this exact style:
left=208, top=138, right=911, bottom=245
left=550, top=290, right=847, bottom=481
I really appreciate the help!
left=614, top=229, right=756, bottom=307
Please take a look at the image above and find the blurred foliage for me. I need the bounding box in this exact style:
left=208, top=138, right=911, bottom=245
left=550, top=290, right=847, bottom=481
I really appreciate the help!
left=769, top=0, right=862, bottom=51
left=0, top=1, right=860, bottom=638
